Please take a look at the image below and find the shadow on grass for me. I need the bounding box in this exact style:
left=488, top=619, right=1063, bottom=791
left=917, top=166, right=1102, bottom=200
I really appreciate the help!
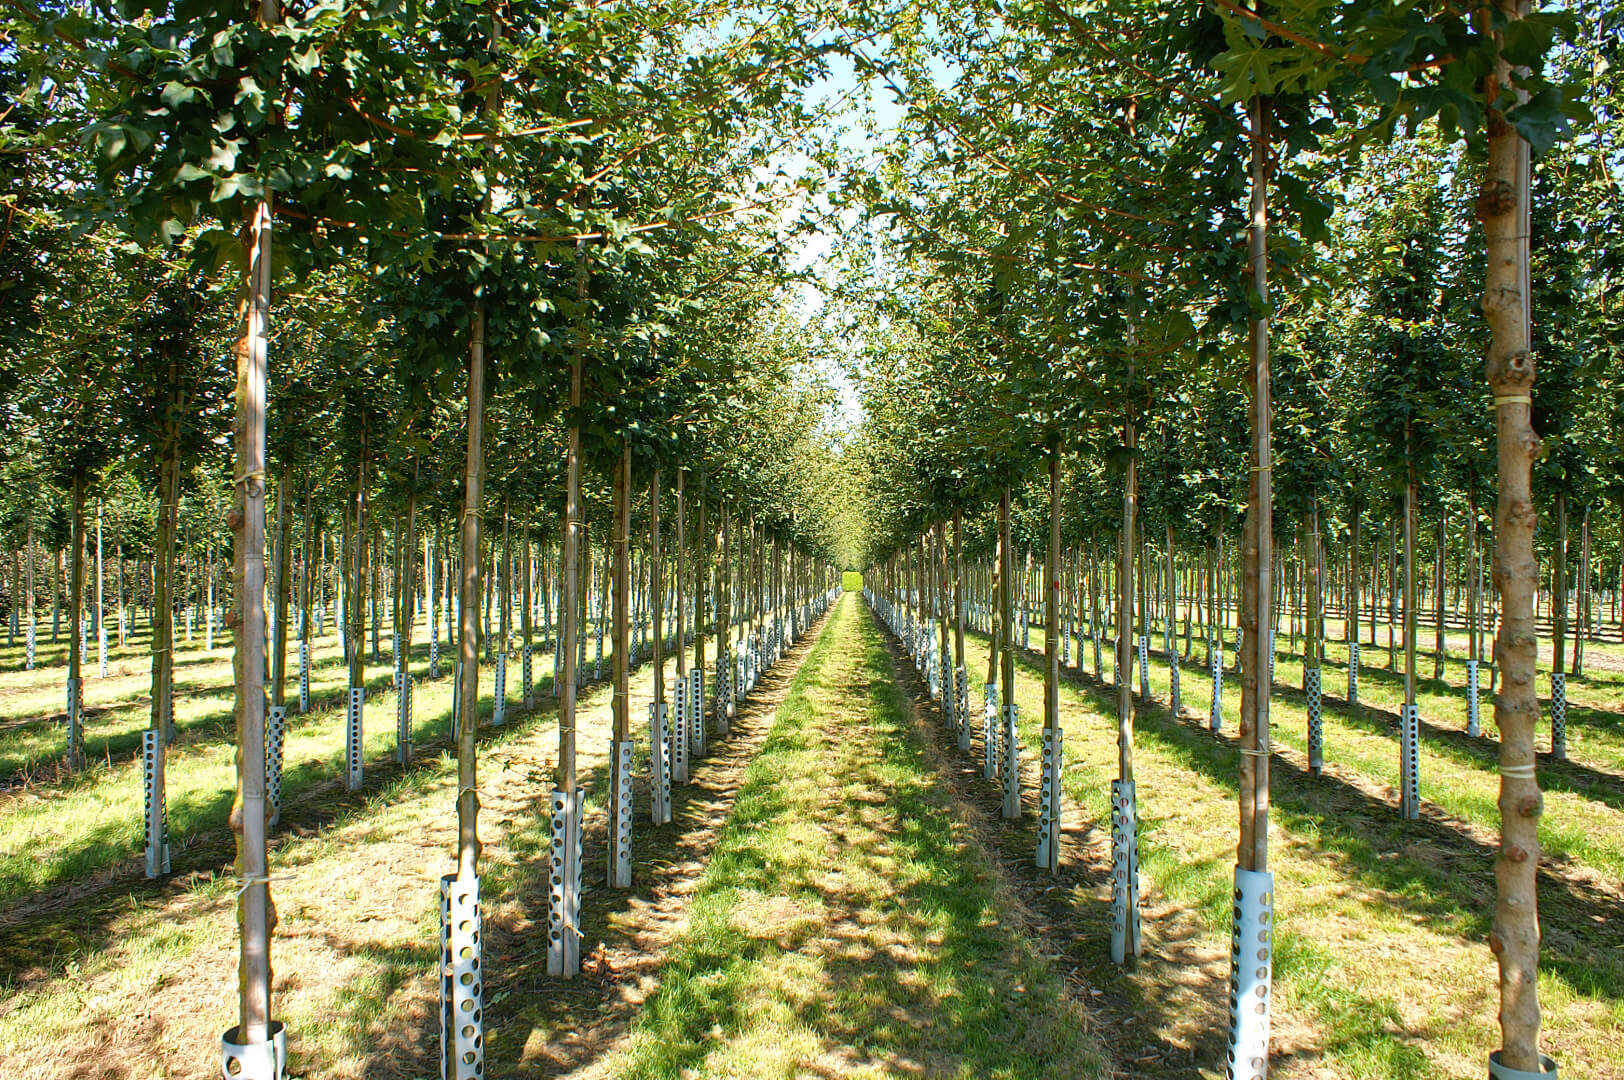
left=1019, top=639, right=1624, bottom=1010
left=0, top=670, right=571, bottom=990
left=530, top=600, right=1106, bottom=1080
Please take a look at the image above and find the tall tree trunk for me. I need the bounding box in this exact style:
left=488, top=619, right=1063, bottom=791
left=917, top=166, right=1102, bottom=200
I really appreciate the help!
left=271, top=463, right=292, bottom=707
left=455, top=301, right=487, bottom=881
left=1434, top=509, right=1448, bottom=680
left=153, top=360, right=184, bottom=742
left=229, top=184, right=274, bottom=1045
left=67, top=475, right=85, bottom=769
left=1552, top=491, right=1567, bottom=674
left=1480, top=14, right=1544, bottom=1063
left=350, top=427, right=368, bottom=692
left=675, top=470, right=686, bottom=680
left=608, top=444, right=631, bottom=886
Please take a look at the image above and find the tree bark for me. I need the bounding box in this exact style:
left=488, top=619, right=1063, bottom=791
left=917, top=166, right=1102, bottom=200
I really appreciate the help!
left=68, top=475, right=85, bottom=769
left=455, top=300, right=487, bottom=882
left=230, top=187, right=274, bottom=1043
left=1480, top=7, right=1544, bottom=1062
left=1237, top=94, right=1273, bottom=875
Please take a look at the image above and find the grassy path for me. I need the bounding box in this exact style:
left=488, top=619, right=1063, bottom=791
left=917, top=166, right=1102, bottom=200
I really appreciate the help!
left=591, top=594, right=1106, bottom=1080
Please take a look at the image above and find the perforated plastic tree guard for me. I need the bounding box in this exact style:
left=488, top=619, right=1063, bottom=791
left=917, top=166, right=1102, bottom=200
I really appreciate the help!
left=1225, top=867, right=1274, bottom=1080
left=346, top=687, right=365, bottom=792
left=1036, top=727, right=1062, bottom=871
left=1399, top=702, right=1420, bottom=820
left=1137, top=635, right=1149, bottom=699
left=1347, top=642, right=1359, bottom=705
left=548, top=789, right=583, bottom=976
left=1110, top=778, right=1141, bottom=964
left=1466, top=659, right=1480, bottom=738
left=1170, top=656, right=1182, bottom=718
left=220, top=1020, right=286, bottom=1080
left=1210, top=645, right=1224, bottom=733
left=450, top=661, right=463, bottom=732
left=1305, top=668, right=1323, bottom=774
left=688, top=670, right=705, bottom=756
left=429, top=623, right=440, bottom=680
left=491, top=653, right=507, bottom=727
left=609, top=739, right=633, bottom=887
left=522, top=645, right=533, bottom=707
left=672, top=677, right=690, bottom=783
left=955, top=668, right=971, bottom=751
left=142, top=730, right=169, bottom=877
left=983, top=683, right=999, bottom=780
left=66, top=676, right=81, bottom=733
left=1488, top=1051, right=1558, bottom=1078
left=396, top=672, right=412, bottom=765
left=1001, top=704, right=1020, bottom=820
left=298, top=642, right=310, bottom=714
left=650, top=702, right=672, bottom=825
left=593, top=629, right=604, bottom=682
left=98, top=623, right=107, bottom=678
left=439, top=873, right=483, bottom=1080
left=267, top=705, right=287, bottom=827
left=1551, top=672, right=1567, bottom=760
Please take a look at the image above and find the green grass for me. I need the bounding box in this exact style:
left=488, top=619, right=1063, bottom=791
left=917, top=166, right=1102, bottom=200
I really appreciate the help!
left=843, top=570, right=864, bottom=592
left=957, top=616, right=1623, bottom=1079
left=600, top=594, right=1106, bottom=1080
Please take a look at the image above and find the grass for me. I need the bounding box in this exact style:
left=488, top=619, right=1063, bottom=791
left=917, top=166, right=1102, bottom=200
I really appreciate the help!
left=951, top=613, right=1623, bottom=1079
left=598, top=594, right=1107, bottom=1079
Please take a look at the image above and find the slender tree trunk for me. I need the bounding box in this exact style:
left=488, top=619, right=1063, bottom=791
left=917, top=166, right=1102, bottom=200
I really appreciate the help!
left=1435, top=509, right=1448, bottom=679
left=229, top=184, right=274, bottom=1044
left=1553, top=491, right=1567, bottom=674
left=675, top=470, right=686, bottom=679
left=454, top=300, right=488, bottom=882
left=350, top=428, right=369, bottom=691
left=267, top=463, right=290, bottom=708
left=1480, top=15, right=1544, bottom=1063
left=1237, top=94, right=1273, bottom=875
left=608, top=444, right=631, bottom=885
left=67, top=475, right=85, bottom=768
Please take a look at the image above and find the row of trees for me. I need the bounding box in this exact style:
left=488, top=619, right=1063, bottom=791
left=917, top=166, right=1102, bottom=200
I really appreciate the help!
left=836, top=0, right=1617, bottom=1076
left=3, top=0, right=865, bottom=1075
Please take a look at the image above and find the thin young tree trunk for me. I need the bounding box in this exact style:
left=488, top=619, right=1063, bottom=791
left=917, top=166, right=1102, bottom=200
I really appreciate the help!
left=608, top=444, right=631, bottom=886
left=271, top=463, right=292, bottom=706
left=229, top=180, right=274, bottom=1045
left=153, top=363, right=183, bottom=742
left=350, top=428, right=368, bottom=692
left=1553, top=491, right=1567, bottom=674
left=67, top=476, right=85, bottom=769
left=1574, top=506, right=1589, bottom=676
left=1237, top=94, right=1273, bottom=877
left=1480, top=17, right=1544, bottom=1062
left=673, top=470, right=685, bottom=680
left=455, top=301, right=487, bottom=882
left=1435, top=509, right=1448, bottom=680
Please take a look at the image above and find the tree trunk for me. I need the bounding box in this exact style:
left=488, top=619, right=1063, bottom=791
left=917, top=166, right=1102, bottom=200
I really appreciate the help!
left=229, top=189, right=274, bottom=1044
left=1237, top=93, right=1272, bottom=877
left=67, top=475, right=85, bottom=769
left=1553, top=491, right=1567, bottom=674
left=152, top=360, right=183, bottom=742
left=271, top=463, right=292, bottom=707
left=1479, top=15, right=1544, bottom=1062
left=455, top=300, right=487, bottom=882
left=674, top=470, right=685, bottom=680
left=1435, top=508, right=1448, bottom=680
left=608, top=444, right=631, bottom=886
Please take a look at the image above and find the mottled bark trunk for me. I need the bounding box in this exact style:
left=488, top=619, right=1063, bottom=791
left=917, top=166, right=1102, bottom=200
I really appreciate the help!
left=1479, top=7, right=1544, bottom=1063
